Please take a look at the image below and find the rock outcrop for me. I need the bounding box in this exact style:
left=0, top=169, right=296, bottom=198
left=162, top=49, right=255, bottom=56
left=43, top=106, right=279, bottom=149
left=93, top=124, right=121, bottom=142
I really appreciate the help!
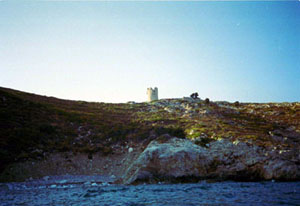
left=121, top=137, right=211, bottom=184
left=121, top=137, right=300, bottom=184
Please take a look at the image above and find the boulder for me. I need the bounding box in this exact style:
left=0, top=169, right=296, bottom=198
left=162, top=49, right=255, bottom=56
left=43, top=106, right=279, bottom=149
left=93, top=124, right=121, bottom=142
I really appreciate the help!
left=121, top=138, right=212, bottom=184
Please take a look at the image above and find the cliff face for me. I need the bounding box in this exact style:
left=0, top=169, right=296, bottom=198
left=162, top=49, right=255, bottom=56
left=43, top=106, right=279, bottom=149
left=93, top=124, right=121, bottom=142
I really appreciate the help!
left=0, top=87, right=299, bottom=182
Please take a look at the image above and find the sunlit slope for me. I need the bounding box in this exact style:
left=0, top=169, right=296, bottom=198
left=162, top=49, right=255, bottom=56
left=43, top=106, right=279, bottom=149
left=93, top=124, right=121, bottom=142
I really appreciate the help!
left=0, top=87, right=299, bottom=173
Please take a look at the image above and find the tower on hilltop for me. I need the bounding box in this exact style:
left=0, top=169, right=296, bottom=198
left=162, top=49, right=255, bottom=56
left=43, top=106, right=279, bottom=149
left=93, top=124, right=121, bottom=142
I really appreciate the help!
left=147, top=87, right=158, bottom=102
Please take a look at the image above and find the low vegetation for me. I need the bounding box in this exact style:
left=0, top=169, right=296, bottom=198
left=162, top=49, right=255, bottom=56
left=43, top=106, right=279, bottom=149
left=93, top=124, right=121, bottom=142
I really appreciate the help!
left=0, top=87, right=299, bottom=174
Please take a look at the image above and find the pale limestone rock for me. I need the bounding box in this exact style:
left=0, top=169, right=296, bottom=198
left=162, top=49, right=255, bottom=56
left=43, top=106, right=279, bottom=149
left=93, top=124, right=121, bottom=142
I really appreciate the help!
left=121, top=137, right=300, bottom=184
left=122, top=138, right=211, bottom=184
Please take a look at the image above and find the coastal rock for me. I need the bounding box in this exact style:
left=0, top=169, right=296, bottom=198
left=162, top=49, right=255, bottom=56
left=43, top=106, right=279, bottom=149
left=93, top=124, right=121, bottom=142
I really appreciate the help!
left=122, top=138, right=212, bottom=184
left=262, top=160, right=299, bottom=180
left=121, top=137, right=300, bottom=184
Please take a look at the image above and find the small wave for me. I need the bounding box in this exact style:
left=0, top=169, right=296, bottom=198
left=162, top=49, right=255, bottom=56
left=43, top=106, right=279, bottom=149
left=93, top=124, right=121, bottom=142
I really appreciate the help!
left=0, top=177, right=299, bottom=206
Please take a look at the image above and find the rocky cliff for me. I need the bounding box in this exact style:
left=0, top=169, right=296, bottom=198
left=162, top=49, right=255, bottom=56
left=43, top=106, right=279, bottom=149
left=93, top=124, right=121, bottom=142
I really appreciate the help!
left=121, top=137, right=299, bottom=184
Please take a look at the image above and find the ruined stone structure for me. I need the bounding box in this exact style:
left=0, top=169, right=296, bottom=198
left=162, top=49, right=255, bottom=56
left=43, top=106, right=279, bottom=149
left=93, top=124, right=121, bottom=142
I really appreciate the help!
left=147, top=87, right=158, bottom=102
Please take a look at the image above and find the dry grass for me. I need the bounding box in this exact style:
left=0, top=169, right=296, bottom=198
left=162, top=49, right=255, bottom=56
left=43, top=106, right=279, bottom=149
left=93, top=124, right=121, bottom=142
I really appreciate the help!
left=0, top=87, right=299, bottom=173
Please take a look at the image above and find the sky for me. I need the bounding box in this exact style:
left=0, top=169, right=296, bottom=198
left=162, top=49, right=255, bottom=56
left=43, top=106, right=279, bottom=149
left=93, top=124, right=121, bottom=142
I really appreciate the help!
left=0, top=1, right=299, bottom=103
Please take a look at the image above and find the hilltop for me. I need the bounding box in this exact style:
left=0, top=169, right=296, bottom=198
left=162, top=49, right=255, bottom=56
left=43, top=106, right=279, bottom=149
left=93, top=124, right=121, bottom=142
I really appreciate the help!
left=0, top=87, right=299, bottom=182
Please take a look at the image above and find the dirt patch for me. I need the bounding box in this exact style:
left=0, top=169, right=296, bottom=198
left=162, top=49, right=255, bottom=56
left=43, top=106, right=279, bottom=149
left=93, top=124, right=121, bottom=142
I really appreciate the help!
left=0, top=145, right=144, bottom=182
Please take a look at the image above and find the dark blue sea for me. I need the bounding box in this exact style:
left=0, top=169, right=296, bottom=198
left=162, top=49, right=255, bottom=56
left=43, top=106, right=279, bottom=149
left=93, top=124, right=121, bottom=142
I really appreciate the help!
left=0, top=175, right=299, bottom=206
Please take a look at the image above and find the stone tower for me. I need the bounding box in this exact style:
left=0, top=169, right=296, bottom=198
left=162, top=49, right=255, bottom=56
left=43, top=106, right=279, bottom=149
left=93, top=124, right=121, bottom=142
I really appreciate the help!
left=147, top=87, right=158, bottom=102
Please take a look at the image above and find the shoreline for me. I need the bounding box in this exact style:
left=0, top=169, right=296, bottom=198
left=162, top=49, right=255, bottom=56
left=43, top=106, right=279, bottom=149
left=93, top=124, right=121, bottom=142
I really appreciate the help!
left=1, top=137, right=299, bottom=184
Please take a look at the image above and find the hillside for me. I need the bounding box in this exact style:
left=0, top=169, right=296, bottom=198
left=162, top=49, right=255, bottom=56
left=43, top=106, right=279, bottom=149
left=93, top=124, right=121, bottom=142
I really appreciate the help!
left=0, top=87, right=299, bottom=182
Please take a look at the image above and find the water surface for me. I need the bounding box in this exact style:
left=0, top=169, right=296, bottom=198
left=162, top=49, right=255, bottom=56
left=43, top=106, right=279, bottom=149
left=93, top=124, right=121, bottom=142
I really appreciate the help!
left=0, top=176, right=299, bottom=206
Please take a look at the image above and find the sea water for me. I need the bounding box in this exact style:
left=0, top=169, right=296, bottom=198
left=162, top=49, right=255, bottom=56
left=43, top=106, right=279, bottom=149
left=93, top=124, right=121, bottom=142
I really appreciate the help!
left=0, top=175, right=299, bottom=206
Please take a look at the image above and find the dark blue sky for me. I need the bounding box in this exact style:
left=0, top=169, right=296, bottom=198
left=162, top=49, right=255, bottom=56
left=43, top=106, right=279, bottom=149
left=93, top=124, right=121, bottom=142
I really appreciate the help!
left=0, top=1, right=299, bottom=102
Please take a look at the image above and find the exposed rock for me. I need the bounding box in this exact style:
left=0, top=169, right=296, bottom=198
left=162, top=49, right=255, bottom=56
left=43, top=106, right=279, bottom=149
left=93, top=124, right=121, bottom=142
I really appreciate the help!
left=182, top=97, right=201, bottom=103
left=164, top=107, right=175, bottom=113
left=262, top=160, right=299, bottom=180
left=121, top=137, right=300, bottom=184
left=122, top=138, right=211, bottom=184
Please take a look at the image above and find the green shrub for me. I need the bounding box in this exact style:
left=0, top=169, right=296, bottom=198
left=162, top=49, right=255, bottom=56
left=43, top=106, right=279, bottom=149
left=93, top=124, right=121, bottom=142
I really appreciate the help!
left=154, top=126, right=185, bottom=138
left=205, top=98, right=210, bottom=105
left=39, top=124, right=56, bottom=134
